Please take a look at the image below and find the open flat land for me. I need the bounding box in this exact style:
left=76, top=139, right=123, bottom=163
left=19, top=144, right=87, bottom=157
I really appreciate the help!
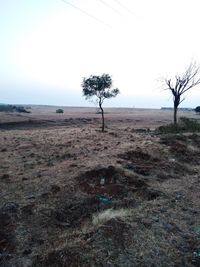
left=0, top=106, right=200, bottom=267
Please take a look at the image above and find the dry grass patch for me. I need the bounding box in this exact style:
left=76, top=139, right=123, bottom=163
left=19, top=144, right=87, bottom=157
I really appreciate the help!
left=92, top=208, right=132, bottom=227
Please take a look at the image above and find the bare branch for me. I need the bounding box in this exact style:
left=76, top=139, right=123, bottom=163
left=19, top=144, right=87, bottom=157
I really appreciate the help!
left=163, top=61, right=200, bottom=124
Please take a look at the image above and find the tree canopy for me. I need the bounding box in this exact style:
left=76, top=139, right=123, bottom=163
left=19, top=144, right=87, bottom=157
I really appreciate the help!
left=82, top=74, right=119, bottom=131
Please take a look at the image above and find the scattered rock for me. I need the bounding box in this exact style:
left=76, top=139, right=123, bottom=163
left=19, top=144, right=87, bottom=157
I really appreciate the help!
left=175, top=193, right=183, bottom=200
left=1, top=174, right=10, bottom=180
left=40, top=192, right=49, bottom=199
left=142, top=188, right=163, bottom=201
left=51, top=184, right=61, bottom=194
left=1, top=202, right=19, bottom=214
left=23, top=248, right=32, bottom=255
left=141, top=218, right=153, bottom=227
left=21, top=204, right=35, bottom=215
left=189, top=208, right=198, bottom=214
left=134, top=128, right=150, bottom=133
left=159, top=208, right=167, bottom=213
left=26, top=195, right=36, bottom=200
left=163, top=223, right=181, bottom=233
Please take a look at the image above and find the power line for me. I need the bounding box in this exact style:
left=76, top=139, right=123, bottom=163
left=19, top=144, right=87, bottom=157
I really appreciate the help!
left=113, top=0, right=137, bottom=18
left=60, top=0, right=111, bottom=28
left=97, top=0, right=128, bottom=20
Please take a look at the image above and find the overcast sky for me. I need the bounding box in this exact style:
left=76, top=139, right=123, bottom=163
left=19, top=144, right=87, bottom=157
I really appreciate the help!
left=1, top=0, right=200, bottom=108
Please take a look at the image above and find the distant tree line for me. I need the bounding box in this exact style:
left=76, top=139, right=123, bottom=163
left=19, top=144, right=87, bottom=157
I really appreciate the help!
left=0, top=104, right=31, bottom=113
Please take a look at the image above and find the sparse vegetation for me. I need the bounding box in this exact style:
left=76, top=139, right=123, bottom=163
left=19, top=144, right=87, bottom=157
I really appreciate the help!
left=157, top=117, right=200, bottom=133
left=92, top=208, right=131, bottom=227
left=15, top=106, right=31, bottom=113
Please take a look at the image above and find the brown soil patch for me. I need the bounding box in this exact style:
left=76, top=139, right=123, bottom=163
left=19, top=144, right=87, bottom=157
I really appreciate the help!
left=78, top=166, right=147, bottom=197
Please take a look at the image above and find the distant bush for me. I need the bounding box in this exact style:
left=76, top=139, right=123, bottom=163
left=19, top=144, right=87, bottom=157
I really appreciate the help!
left=56, top=109, right=64, bottom=114
left=156, top=117, right=200, bottom=134
left=0, top=104, right=31, bottom=113
left=15, top=106, right=31, bottom=113
left=195, top=106, right=200, bottom=113
left=0, top=104, right=14, bottom=112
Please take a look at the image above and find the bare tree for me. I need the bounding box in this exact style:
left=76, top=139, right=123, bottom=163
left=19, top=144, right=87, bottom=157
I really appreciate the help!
left=164, top=62, right=200, bottom=124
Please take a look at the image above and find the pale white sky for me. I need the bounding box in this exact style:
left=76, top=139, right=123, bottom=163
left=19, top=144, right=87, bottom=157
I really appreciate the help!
left=1, top=0, right=200, bottom=107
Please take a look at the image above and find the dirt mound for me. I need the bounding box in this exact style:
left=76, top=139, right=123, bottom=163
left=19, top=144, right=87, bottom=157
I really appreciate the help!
left=78, top=166, right=147, bottom=198
left=118, top=149, right=160, bottom=176
left=77, top=166, right=164, bottom=204
left=160, top=134, right=200, bottom=164
left=41, top=247, right=84, bottom=267
left=119, top=150, right=153, bottom=161
left=53, top=196, right=100, bottom=227
left=41, top=218, right=133, bottom=267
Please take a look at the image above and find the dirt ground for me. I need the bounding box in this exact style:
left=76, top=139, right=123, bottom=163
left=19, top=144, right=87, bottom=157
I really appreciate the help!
left=0, top=107, right=200, bottom=267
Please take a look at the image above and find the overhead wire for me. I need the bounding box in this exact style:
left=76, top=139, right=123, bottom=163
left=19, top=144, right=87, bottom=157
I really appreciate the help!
left=60, top=0, right=112, bottom=28
left=113, top=0, right=138, bottom=18
left=97, top=0, right=128, bottom=20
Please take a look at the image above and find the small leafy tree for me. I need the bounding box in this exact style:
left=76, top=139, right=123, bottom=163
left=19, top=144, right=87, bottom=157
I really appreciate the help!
left=164, top=62, right=200, bottom=124
left=82, top=74, right=119, bottom=132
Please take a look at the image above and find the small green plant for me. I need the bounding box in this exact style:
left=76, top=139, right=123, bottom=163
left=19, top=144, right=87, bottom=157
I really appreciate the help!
left=56, top=109, right=64, bottom=114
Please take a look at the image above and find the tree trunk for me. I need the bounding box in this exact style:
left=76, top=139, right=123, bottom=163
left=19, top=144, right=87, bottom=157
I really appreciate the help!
left=174, top=105, right=178, bottom=125
left=99, top=102, right=105, bottom=132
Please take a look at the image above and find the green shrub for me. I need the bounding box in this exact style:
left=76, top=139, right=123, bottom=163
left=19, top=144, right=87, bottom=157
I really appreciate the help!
left=156, top=117, right=200, bottom=134
left=195, top=106, right=200, bottom=113
left=15, top=106, right=30, bottom=113
left=179, top=117, right=200, bottom=131
left=56, top=109, right=64, bottom=114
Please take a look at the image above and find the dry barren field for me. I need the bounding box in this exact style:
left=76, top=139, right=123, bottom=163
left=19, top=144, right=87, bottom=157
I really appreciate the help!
left=0, top=106, right=200, bottom=267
